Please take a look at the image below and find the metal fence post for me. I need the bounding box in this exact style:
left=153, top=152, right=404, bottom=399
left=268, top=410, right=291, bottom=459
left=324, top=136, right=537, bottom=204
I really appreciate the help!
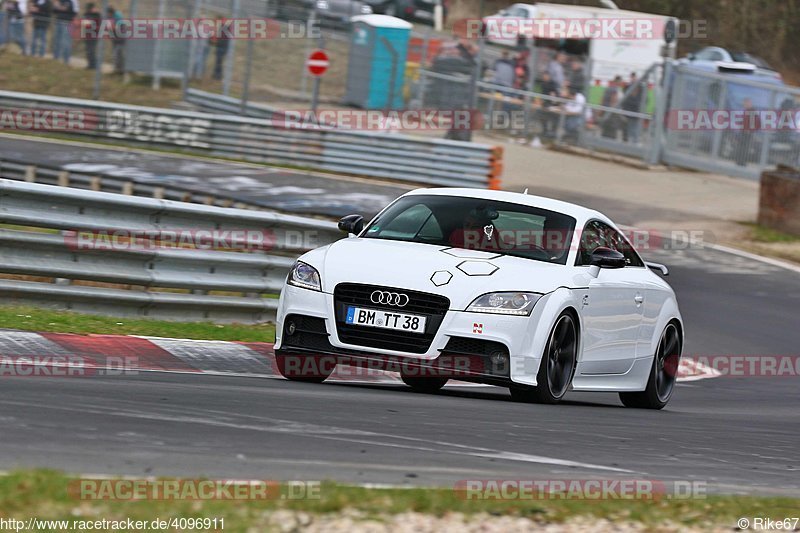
left=240, top=34, right=255, bottom=113
left=222, top=0, right=241, bottom=97
left=758, top=89, right=778, bottom=168
left=92, top=0, right=110, bottom=99
left=709, top=82, right=728, bottom=159
left=182, top=0, right=203, bottom=97
left=150, top=0, right=166, bottom=89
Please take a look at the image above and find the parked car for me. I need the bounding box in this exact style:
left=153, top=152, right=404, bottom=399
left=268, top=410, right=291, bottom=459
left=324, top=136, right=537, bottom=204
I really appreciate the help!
left=684, top=46, right=782, bottom=81
left=315, top=0, right=373, bottom=27
left=275, top=188, right=683, bottom=409
left=394, top=0, right=447, bottom=25
left=270, top=0, right=372, bottom=26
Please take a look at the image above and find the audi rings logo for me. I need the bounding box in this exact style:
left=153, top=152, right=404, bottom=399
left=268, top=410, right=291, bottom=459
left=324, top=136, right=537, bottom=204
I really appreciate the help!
left=370, top=291, right=410, bottom=307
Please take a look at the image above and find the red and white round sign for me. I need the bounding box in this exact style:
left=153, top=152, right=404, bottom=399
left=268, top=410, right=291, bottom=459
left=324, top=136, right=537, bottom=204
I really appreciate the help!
left=306, top=50, right=330, bottom=77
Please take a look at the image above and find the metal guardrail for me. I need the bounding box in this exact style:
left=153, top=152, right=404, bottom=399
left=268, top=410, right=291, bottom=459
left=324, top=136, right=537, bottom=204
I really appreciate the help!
left=0, top=90, right=503, bottom=189
left=0, top=179, right=341, bottom=323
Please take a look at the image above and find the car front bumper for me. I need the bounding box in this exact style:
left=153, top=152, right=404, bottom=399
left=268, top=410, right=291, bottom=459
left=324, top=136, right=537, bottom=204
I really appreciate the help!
left=275, top=284, right=547, bottom=385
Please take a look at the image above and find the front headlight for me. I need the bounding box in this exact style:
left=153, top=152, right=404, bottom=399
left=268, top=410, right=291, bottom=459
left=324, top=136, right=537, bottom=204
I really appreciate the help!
left=316, top=0, right=329, bottom=9
left=467, top=292, right=541, bottom=316
left=360, top=4, right=373, bottom=13
left=287, top=261, right=322, bottom=291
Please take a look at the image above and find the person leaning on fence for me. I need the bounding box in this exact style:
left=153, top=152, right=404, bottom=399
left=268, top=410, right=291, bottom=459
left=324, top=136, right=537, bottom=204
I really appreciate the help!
left=4, top=0, right=28, bottom=54
left=30, top=0, right=52, bottom=57
left=51, top=0, right=77, bottom=64
left=210, top=15, right=230, bottom=81
left=82, top=1, right=99, bottom=69
left=106, top=4, right=124, bottom=74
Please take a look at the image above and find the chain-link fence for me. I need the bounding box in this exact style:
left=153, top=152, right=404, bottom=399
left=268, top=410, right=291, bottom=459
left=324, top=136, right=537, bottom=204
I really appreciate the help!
left=663, top=63, right=800, bottom=179
left=176, top=0, right=353, bottom=108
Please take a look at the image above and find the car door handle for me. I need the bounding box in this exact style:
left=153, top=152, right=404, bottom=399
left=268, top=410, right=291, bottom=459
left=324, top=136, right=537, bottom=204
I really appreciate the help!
left=634, top=294, right=644, bottom=304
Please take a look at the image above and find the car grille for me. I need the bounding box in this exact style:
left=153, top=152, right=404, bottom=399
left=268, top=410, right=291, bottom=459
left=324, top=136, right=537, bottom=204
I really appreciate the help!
left=333, top=283, right=450, bottom=354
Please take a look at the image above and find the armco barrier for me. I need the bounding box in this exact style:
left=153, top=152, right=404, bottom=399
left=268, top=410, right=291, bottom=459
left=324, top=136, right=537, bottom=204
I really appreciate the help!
left=0, top=179, right=341, bottom=323
left=0, top=90, right=502, bottom=188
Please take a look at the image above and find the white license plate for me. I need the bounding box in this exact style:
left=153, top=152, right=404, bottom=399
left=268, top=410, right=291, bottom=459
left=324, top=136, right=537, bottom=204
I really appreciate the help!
left=345, top=306, right=427, bottom=333
left=414, top=9, right=433, bottom=19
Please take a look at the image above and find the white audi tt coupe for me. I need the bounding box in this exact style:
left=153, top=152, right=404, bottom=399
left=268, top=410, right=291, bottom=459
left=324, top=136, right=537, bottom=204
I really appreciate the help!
left=275, top=188, right=683, bottom=409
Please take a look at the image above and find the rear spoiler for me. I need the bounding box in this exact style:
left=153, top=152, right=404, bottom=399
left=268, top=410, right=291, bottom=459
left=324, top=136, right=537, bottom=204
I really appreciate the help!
left=715, top=61, right=757, bottom=73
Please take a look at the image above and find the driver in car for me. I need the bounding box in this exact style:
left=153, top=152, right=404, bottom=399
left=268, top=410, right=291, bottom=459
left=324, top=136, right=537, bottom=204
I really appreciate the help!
left=448, top=206, right=500, bottom=250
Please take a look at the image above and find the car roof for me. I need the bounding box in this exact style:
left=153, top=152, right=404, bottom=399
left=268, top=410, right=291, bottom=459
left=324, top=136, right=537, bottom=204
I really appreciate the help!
left=402, top=188, right=610, bottom=225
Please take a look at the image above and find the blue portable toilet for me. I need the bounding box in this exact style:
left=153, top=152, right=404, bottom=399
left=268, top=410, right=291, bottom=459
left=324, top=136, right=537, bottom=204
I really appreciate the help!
left=345, top=15, right=412, bottom=109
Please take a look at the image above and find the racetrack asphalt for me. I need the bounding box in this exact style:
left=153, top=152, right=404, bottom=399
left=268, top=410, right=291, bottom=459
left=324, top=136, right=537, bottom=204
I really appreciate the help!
left=0, top=244, right=798, bottom=494
left=0, top=135, right=411, bottom=218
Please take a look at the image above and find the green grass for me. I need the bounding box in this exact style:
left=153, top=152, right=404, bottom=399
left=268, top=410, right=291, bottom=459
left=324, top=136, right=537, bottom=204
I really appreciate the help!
left=0, top=469, right=797, bottom=532
left=0, top=305, right=275, bottom=342
left=739, top=222, right=800, bottom=243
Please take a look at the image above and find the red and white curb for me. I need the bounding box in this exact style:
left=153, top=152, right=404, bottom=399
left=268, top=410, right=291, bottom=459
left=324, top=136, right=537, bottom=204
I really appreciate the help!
left=0, top=330, right=720, bottom=383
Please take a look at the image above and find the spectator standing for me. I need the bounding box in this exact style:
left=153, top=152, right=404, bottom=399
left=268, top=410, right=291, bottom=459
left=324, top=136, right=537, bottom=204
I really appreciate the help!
left=30, top=0, right=52, bottom=57
left=537, top=70, right=559, bottom=139
left=106, top=4, right=124, bottom=73
left=512, top=49, right=529, bottom=90
left=562, top=85, right=587, bottom=142
left=82, top=2, right=100, bottom=69
left=622, top=72, right=644, bottom=143
left=211, top=16, right=230, bottom=81
left=547, top=51, right=566, bottom=90
left=492, top=51, right=515, bottom=91
left=600, top=76, right=624, bottom=139
left=568, top=58, right=585, bottom=94
left=5, top=0, right=28, bottom=54
left=602, top=75, right=622, bottom=107
left=52, top=0, right=78, bottom=64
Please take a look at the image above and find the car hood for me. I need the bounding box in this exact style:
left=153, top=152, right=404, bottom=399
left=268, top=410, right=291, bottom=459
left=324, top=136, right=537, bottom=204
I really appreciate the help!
left=303, top=238, right=583, bottom=309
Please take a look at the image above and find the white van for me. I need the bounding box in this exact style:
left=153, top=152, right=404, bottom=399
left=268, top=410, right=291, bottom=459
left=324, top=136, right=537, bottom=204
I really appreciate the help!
left=481, top=2, right=677, bottom=84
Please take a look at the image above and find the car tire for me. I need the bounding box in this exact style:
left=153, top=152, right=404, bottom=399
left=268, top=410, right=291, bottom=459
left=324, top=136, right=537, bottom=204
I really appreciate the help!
left=275, top=354, right=335, bottom=384
left=401, top=374, right=448, bottom=393
left=509, top=311, right=578, bottom=404
left=619, top=322, right=681, bottom=410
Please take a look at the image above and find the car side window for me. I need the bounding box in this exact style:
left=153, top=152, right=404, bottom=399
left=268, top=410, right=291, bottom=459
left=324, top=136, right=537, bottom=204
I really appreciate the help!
left=576, top=220, right=644, bottom=267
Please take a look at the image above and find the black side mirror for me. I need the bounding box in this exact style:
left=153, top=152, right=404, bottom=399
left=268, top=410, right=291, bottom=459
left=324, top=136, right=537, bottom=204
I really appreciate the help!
left=590, top=247, right=626, bottom=269
left=338, top=214, right=364, bottom=235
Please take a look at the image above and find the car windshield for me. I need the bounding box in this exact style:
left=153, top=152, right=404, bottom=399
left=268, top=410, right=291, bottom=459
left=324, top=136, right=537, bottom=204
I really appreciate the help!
left=730, top=52, right=772, bottom=69
left=362, top=195, right=577, bottom=265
